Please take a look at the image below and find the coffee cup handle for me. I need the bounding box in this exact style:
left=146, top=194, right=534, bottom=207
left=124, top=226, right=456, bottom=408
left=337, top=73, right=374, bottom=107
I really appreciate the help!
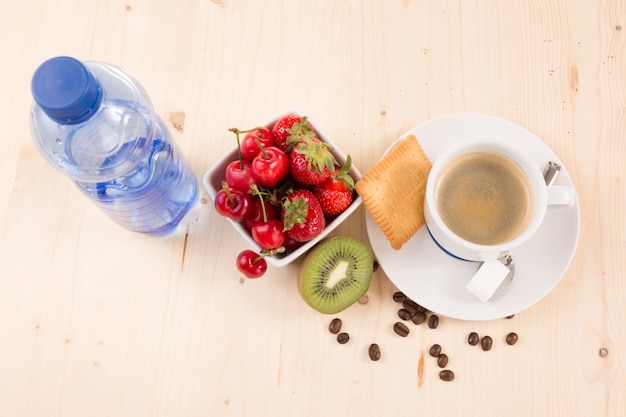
left=466, top=257, right=510, bottom=302
left=546, top=185, right=575, bottom=207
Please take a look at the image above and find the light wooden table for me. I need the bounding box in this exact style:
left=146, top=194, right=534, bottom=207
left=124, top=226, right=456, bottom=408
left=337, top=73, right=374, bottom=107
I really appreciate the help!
left=0, top=1, right=624, bottom=416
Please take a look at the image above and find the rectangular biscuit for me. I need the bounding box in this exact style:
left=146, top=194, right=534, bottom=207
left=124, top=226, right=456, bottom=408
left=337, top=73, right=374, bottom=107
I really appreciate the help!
left=355, top=135, right=432, bottom=250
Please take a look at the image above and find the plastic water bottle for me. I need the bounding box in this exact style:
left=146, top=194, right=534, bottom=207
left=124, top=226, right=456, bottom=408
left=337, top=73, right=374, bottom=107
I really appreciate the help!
left=29, top=56, right=199, bottom=236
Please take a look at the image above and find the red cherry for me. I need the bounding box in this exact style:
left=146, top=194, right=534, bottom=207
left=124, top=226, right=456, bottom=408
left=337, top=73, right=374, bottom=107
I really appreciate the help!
left=251, top=146, right=289, bottom=187
left=225, top=160, right=257, bottom=193
left=251, top=219, right=286, bottom=249
left=214, top=183, right=252, bottom=222
left=240, top=127, right=274, bottom=161
left=243, top=199, right=279, bottom=232
left=236, top=250, right=267, bottom=278
left=282, top=235, right=303, bottom=252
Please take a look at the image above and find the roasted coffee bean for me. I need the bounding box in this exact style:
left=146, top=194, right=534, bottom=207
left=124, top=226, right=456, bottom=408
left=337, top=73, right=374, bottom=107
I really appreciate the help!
left=368, top=343, right=381, bottom=361
left=393, top=321, right=410, bottom=337
left=468, top=332, right=480, bottom=346
left=429, top=344, right=442, bottom=357
left=392, top=291, right=406, bottom=303
left=398, top=308, right=412, bottom=321
left=481, top=335, right=493, bottom=351
left=427, top=314, right=439, bottom=329
left=337, top=332, right=350, bottom=344
left=437, top=353, right=449, bottom=368
left=411, top=311, right=427, bottom=325
left=439, top=370, right=455, bottom=381
left=372, top=260, right=380, bottom=272
left=328, top=318, right=342, bottom=334
left=505, top=332, right=518, bottom=345
left=505, top=314, right=515, bottom=319
left=402, top=299, right=421, bottom=314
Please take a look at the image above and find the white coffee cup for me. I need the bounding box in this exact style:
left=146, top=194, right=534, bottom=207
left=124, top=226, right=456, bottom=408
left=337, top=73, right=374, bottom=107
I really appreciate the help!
left=424, top=137, right=575, bottom=302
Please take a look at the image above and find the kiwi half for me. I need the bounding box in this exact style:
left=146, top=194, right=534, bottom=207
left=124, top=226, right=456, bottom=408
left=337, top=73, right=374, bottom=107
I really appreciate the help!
left=298, top=236, right=374, bottom=314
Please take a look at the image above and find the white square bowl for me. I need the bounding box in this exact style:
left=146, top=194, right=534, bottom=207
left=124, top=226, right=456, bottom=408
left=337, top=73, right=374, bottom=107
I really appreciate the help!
left=202, top=110, right=363, bottom=267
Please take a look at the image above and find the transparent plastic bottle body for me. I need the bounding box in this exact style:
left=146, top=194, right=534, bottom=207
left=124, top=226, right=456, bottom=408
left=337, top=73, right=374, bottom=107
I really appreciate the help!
left=30, top=59, right=198, bottom=235
left=71, top=110, right=198, bottom=235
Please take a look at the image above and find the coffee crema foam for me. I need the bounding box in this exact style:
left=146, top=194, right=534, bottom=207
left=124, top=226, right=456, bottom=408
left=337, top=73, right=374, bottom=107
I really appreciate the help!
left=435, top=151, right=533, bottom=245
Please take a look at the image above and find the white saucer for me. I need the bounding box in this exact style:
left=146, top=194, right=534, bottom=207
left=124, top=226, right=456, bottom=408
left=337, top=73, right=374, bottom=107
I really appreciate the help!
left=365, top=113, right=580, bottom=321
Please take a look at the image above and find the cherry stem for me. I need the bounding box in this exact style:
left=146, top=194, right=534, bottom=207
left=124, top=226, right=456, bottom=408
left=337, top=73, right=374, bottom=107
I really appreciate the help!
left=259, top=246, right=286, bottom=259
left=228, top=128, right=244, bottom=169
left=250, top=184, right=268, bottom=222
left=236, top=126, right=265, bottom=135
left=221, top=181, right=235, bottom=206
left=255, top=139, right=270, bottom=160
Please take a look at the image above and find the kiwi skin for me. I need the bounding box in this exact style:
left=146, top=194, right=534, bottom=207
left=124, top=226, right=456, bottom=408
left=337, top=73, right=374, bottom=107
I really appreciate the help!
left=298, top=236, right=374, bottom=314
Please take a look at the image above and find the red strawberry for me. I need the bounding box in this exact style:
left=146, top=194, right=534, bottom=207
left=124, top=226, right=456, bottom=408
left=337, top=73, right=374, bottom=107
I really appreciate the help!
left=281, top=189, right=325, bottom=242
left=289, top=137, right=337, bottom=185
left=313, top=156, right=355, bottom=217
left=272, top=114, right=316, bottom=151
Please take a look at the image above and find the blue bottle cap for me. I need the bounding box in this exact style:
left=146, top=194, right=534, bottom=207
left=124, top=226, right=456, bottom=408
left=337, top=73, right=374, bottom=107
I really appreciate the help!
left=31, top=56, right=102, bottom=124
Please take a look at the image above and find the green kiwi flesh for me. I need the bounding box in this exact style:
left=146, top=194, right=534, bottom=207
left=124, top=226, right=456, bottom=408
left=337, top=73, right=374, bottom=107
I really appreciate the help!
left=299, top=236, right=374, bottom=314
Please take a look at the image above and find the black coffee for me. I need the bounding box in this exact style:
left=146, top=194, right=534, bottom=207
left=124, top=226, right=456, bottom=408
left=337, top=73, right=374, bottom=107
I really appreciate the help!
left=435, top=151, right=533, bottom=245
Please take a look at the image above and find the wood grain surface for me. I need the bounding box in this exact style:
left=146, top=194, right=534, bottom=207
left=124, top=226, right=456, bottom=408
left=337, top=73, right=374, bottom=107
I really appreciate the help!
left=0, top=1, right=624, bottom=416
